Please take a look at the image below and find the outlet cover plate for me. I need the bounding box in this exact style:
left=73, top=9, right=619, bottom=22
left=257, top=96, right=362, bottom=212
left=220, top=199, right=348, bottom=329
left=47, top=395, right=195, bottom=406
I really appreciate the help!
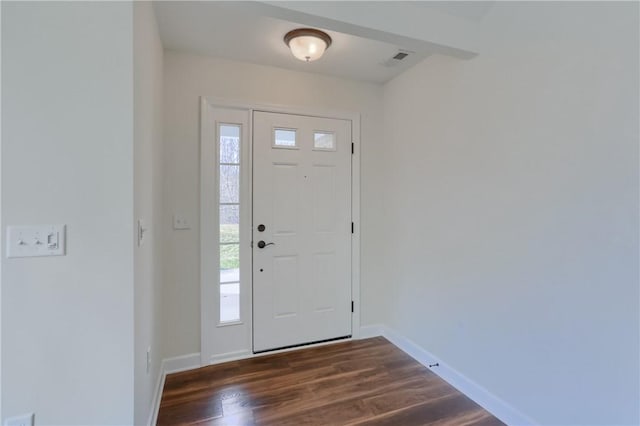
left=5, top=413, right=35, bottom=426
left=173, top=215, right=190, bottom=230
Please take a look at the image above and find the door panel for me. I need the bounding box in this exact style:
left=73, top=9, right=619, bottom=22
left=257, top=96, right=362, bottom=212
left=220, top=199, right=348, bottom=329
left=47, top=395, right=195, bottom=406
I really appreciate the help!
left=253, top=111, right=352, bottom=352
left=272, top=255, right=299, bottom=317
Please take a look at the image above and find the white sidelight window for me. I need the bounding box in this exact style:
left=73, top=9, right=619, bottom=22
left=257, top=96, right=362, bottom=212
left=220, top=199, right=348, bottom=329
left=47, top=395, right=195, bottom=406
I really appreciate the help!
left=218, top=124, right=241, bottom=323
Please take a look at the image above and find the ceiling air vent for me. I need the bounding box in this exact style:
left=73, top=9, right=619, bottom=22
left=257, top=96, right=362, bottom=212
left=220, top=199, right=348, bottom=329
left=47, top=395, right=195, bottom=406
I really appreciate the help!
left=382, top=50, right=413, bottom=67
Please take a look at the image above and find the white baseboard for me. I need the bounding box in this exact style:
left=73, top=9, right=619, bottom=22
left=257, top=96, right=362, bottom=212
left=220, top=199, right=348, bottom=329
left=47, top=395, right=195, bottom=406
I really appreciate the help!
left=163, top=352, right=201, bottom=374
left=358, top=324, right=384, bottom=339
left=146, top=366, right=165, bottom=426
left=148, top=353, right=202, bottom=426
left=209, top=349, right=252, bottom=365
left=380, top=326, right=535, bottom=426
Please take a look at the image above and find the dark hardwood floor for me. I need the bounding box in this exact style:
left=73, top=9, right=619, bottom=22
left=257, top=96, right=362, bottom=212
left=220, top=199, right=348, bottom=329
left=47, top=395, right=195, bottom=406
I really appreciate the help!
left=157, top=337, right=505, bottom=426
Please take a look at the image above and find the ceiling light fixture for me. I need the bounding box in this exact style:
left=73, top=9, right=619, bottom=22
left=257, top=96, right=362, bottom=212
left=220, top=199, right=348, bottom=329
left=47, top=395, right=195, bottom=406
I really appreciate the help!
left=284, top=28, right=332, bottom=62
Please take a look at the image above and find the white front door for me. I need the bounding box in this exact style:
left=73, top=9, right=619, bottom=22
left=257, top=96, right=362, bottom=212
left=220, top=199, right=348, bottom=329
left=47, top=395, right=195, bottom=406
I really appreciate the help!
left=253, top=111, right=352, bottom=352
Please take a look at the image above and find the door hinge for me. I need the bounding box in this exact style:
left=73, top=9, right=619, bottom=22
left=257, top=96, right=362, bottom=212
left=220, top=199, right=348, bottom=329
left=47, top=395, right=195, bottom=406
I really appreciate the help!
left=351, top=143, right=354, bottom=154
left=351, top=222, right=354, bottom=234
left=351, top=301, right=354, bottom=313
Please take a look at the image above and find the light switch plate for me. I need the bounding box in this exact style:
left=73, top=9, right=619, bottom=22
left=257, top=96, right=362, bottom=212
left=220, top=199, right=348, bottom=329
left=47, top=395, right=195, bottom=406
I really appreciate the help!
left=7, top=225, right=66, bottom=258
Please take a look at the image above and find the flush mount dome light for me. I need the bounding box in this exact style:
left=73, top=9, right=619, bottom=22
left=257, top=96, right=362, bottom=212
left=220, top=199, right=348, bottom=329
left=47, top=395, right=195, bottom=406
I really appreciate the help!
left=284, top=28, right=332, bottom=62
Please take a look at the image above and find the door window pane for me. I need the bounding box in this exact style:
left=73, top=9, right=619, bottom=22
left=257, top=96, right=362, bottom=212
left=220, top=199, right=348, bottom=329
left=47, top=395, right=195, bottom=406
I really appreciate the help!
left=220, top=267, right=239, bottom=284
left=220, top=243, right=239, bottom=270
left=274, top=129, right=296, bottom=147
left=314, top=132, right=336, bottom=150
left=220, top=283, right=240, bottom=323
left=220, top=165, right=239, bottom=203
left=220, top=205, right=239, bottom=243
left=220, top=137, right=240, bottom=163
left=220, top=124, right=240, bottom=163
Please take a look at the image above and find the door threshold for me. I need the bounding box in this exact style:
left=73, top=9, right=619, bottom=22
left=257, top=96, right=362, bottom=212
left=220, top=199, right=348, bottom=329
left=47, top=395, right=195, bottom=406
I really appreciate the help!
left=253, top=335, right=352, bottom=354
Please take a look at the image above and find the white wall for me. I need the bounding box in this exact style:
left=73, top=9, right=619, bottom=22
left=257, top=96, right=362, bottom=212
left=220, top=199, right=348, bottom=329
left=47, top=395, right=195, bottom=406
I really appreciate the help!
left=2, top=2, right=135, bottom=424
left=381, top=2, right=639, bottom=425
left=134, top=2, right=164, bottom=425
left=163, top=50, right=385, bottom=358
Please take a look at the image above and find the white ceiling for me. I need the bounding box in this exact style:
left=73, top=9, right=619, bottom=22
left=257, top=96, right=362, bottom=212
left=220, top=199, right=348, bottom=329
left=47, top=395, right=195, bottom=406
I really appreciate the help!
left=414, top=1, right=494, bottom=22
left=153, top=1, right=492, bottom=84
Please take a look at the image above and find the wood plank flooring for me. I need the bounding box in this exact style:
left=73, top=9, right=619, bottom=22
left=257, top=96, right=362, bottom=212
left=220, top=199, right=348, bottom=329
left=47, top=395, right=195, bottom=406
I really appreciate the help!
left=157, top=337, right=505, bottom=426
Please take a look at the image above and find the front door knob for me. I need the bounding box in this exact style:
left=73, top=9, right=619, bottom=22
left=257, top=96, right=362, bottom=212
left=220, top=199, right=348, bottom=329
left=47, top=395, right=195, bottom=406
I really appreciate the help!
left=257, top=240, right=275, bottom=249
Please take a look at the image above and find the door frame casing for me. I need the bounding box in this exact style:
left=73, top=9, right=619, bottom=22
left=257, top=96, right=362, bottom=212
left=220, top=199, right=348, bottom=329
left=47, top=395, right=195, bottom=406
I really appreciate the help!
left=200, top=96, right=362, bottom=365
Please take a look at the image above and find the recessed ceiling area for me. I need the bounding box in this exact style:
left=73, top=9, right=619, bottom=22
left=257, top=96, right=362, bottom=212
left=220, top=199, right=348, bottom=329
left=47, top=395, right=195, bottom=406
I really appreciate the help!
left=154, top=1, right=432, bottom=84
